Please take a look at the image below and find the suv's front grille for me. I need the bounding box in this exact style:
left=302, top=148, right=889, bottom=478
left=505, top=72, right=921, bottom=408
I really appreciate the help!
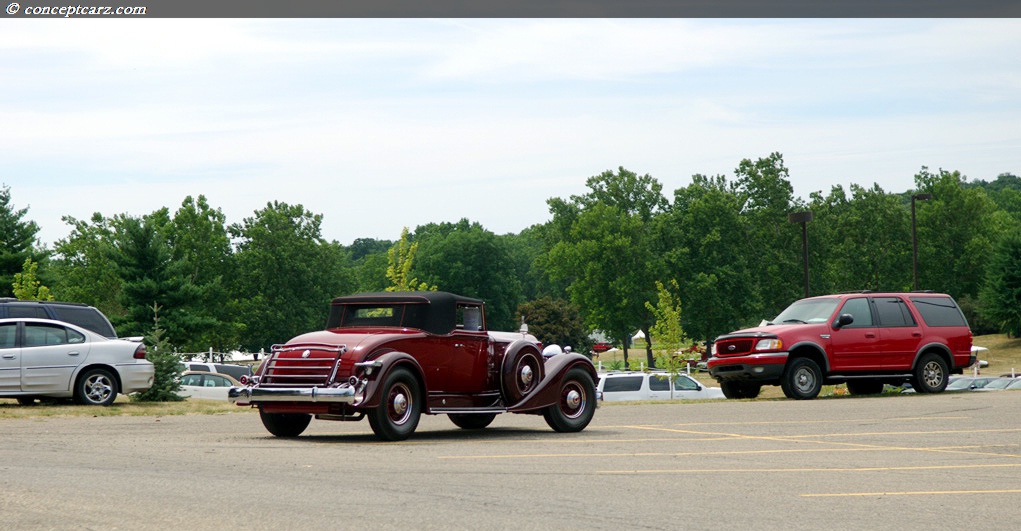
left=715, top=338, right=755, bottom=357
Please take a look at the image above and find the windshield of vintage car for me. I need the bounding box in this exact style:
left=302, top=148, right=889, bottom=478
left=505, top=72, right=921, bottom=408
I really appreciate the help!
left=771, top=299, right=840, bottom=325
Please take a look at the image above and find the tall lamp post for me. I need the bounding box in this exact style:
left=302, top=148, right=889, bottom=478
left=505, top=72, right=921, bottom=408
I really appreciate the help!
left=788, top=211, right=813, bottom=298
left=911, top=193, right=932, bottom=291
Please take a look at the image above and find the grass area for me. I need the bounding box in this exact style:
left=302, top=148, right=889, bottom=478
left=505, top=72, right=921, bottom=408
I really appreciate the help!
left=0, top=396, right=251, bottom=420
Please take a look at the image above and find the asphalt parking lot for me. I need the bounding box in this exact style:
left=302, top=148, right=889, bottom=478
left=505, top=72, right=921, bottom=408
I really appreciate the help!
left=3, top=391, right=1020, bottom=530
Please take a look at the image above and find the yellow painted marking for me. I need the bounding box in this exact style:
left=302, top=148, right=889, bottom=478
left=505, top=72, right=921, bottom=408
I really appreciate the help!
left=803, top=489, right=1021, bottom=497
left=598, top=463, right=1021, bottom=474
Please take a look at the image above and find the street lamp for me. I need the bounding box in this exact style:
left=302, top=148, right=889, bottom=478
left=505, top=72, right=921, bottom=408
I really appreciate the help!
left=788, top=211, right=813, bottom=298
left=911, top=193, right=932, bottom=291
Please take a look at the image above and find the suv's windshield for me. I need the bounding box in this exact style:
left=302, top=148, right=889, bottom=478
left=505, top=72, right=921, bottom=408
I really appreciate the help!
left=771, top=298, right=840, bottom=324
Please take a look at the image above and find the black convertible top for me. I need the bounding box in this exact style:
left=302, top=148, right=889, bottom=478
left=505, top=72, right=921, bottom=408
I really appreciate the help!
left=328, top=291, right=485, bottom=335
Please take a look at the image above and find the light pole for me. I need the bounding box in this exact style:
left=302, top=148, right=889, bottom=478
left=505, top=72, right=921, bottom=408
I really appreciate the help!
left=911, top=193, right=932, bottom=291
left=788, top=211, right=813, bottom=298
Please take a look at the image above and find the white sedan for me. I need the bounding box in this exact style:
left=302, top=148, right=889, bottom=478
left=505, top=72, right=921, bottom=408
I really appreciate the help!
left=179, top=371, right=240, bottom=401
left=0, top=317, right=154, bottom=406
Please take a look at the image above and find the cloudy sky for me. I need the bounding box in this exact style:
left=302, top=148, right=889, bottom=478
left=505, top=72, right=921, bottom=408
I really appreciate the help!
left=1, top=18, right=1019, bottom=247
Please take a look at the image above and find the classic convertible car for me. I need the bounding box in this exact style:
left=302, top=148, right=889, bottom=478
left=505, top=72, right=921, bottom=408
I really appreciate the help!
left=229, top=291, right=598, bottom=441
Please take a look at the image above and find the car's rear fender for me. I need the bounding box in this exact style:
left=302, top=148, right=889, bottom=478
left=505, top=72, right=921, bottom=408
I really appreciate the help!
left=357, top=351, right=425, bottom=409
left=506, top=353, right=597, bottom=412
left=912, top=343, right=953, bottom=371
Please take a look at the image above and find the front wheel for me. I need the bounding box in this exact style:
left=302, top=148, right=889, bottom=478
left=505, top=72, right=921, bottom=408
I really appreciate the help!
left=781, top=358, right=822, bottom=400
left=912, top=353, right=949, bottom=393
left=259, top=410, right=312, bottom=437
left=75, top=368, right=118, bottom=406
left=368, top=367, right=421, bottom=441
left=543, top=367, right=596, bottom=433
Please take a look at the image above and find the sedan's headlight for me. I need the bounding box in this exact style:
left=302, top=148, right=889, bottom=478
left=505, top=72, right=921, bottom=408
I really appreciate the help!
left=754, top=339, right=783, bottom=351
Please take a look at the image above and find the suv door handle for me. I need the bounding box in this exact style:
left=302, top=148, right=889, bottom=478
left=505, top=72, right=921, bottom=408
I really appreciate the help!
left=865, top=333, right=876, bottom=338
left=68, top=351, right=81, bottom=356
left=1, top=353, right=15, bottom=359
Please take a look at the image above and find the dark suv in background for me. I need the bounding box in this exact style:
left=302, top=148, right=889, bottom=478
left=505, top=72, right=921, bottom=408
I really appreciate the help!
left=708, top=292, right=974, bottom=400
left=0, top=299, right=118, bottom=338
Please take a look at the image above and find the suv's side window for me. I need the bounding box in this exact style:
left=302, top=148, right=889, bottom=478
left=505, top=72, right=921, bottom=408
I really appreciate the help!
left=649, top=375, right=670, bottom=391
left=603, top=376, right=643, bottom=392
left=910, top=296, right=968, bottom=327
left=839, top=298, right=873, bottom=327
left=873, top=297, right=916, bottom=327
left=8, top=306, right=48, bottom=319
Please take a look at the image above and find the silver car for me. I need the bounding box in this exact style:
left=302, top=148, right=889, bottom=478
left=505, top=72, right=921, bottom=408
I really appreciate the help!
left=0, top=318, right=154, bottom=406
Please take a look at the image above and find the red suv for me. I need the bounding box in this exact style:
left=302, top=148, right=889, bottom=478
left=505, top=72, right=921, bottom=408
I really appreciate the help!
left=707, top=292, right=974, bottom=399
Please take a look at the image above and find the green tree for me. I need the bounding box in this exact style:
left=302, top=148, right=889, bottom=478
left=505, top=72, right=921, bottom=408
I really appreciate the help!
left=110, top=212, right=212, bottom=349
left=131, top=303, right=184, bottom=402
left=413, top=219, right=521, bottom=330
left=229, top=201, right=354, bottom=351
left=50, top=213, right=123, bottom=316
left=0, top=185, right=42, bottom=298
left=167, top=195, right=242, bottom=351
left=545, top=167, right=666, bottom=368
left=661, top=174, right=758, bottom=339
left=807, top=183, right=912, bottom=293
left=732, top=153, right=803, bottom=316
left=349, top=237, right=393, bottom=292
left=516, top=296, right=588, bottom=353
left=12, top=257, right=53, bottom=300
left=385, top=227, right=434, bottom=292
left=645, top=280, right=685, bottom=354
left=979, top=232, right=1021, bottom=337
left=914, top=168, right=1004, bottom=301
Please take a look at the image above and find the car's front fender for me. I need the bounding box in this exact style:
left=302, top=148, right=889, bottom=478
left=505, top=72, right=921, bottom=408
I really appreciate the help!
left=506, top=353, right=597, bottom=412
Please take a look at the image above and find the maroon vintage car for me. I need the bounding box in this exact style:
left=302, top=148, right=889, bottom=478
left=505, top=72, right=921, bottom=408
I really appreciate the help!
left=229, top=291, right=598, bottom=441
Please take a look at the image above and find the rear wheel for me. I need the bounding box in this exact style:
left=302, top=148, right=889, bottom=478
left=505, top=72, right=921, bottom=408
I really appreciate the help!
left=75, top=368, right=118, bottom=406
left=543, top=367, right=596, bottom=433
left=846, top=379, right=885, bottom=396
left=448, top=413, right=497, bottom=430
left=368, top=367, right=421, bottom=441
left=781, top=358, right=822, bottom=400
left=912, top=353, right=949, bottom=393
left=259, top=410, right=312, bottom=437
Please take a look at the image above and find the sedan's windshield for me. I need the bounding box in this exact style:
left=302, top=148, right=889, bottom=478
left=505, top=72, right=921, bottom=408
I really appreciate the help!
left=771, top=299, right=840, bottom=324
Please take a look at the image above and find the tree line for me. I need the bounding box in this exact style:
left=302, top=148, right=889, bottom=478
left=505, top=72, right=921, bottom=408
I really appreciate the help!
left=3, top=152, right=1020, bottom=369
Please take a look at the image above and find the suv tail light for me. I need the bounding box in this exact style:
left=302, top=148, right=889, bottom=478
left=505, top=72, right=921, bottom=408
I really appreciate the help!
left=133, top=344, right=148, bottom=359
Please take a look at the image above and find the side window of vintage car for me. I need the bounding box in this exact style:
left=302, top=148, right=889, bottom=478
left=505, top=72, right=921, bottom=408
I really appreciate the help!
left=457, top=305, right=482, bottom=331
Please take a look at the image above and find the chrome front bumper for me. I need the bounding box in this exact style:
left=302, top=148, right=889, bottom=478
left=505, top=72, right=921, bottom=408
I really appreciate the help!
left=228, top=384, right=359, bottom=405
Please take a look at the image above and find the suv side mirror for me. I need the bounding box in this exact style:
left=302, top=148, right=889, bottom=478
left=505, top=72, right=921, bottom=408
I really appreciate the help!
left=834, top=314, right=854, bottom=328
